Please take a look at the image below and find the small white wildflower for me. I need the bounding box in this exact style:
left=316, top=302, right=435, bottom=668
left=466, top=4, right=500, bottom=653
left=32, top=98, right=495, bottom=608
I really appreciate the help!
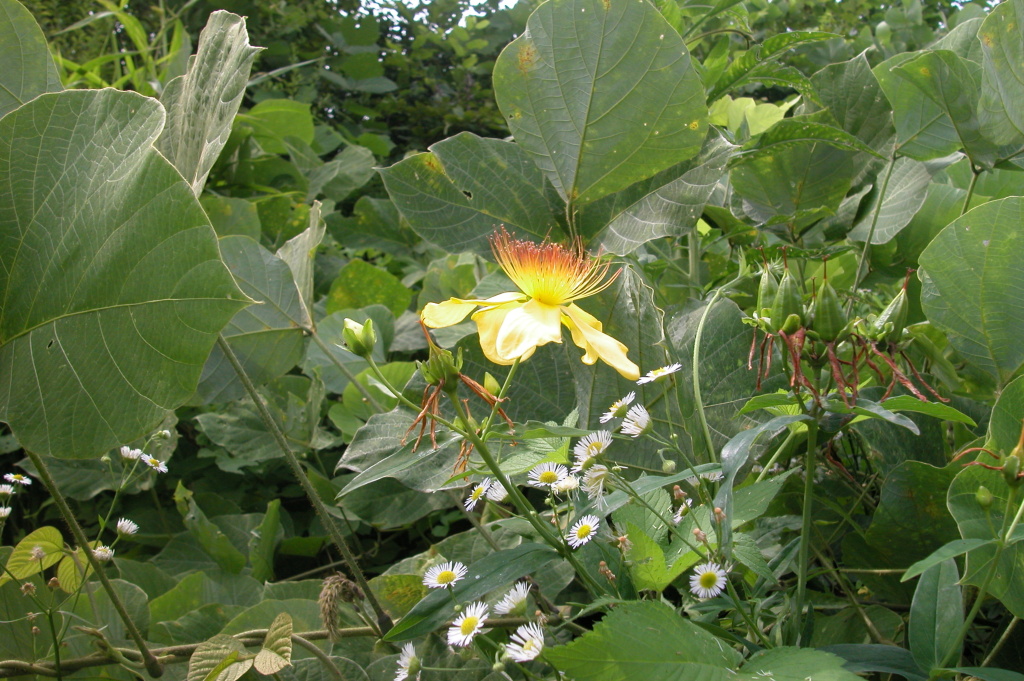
left=0, top=484, right=15, bottom=497
left=552, top=474, right=579, bottom=496
left=141, top=456, right=168, bottom=473
left=4, top=473, right=31, bottom=486
left=689, top=562, right=728, bottom=599
left=494, top=581, right=531, bottom=616
left=120, top=446, right=142, bottom=460
left=447, top=601, right=489, bottom=647
left=599, top=391, right=635, bottom=423
left=506, top=622, right=545, bottom=662
left=620, top=404, right=651, bottom=437
left=567, top=514, right=600, bottom=549
left=527, top=462, right=568, bottom=489
left=572, top=431, right=612, bottom=470
left=0, top=507, right=10, bottom=519
left=637, top=363, right=682, bottom=384
left=93, top=546, right=115, bottom=562
left=672, top=497, right=694, bottom=525
left=30, top=546, right=46, bottom=561
left=486, top=480, right=509, bottom=502
left=464, top=479, right=492, bottom=511
left=116, top=518, right=139, bottom=536
left=394, top=642, right=420, bottom=681
left=582, top=465, right=611, bottom=505
left=423, top=561, right=468, bottom=589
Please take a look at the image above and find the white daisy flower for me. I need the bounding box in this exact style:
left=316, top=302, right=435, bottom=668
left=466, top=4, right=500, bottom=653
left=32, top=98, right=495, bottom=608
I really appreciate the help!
left=620, top=404, right=651, bottom=437
left=93, top=546, right=115, bottom=562
left=599, top=392, right=636, bottom=423
left=120, top=446, right=142, bottom=460
left=141, top=456, right=168, bottom=473
left=637, top=363, right=682, bottom=384
left=689, top=562, right=728, bottom=599
left=447, top=601, right=489, bottom=647
left=672, top=498, right=694, bottom=525
left=0, top=507, right=10, bottom=519
left=494, top=581, right=531, bottom=616
left=394, top=642, right=420, bottom=681
left=0, top=484, right=15, bottom=497
left=552, top=474, right=579, bottom=496
left=572, top=431, right=612, bottom=469
left=4, top=473, right=31, bottom=486
left=464, top=479, right=493, bottom=511
left=582, top=465, right=611, bottom=505
left=486, top=480, right=509, bottom=502
left=506, top=622, right=545, bottom=662
left=423, top=561, right=468, bottom=589
left=567, top=514, right=600, bottom=549
left=527, top=462, right=568, bottom=489
left=116, top=518, right=139, bottom=535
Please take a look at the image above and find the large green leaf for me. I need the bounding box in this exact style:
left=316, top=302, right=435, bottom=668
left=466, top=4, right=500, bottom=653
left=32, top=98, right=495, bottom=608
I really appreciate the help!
left=195, top=235, right=307, bottom=404
left=0, top=89, right=248, bottom=458
left=919, top=197, right=1024, bottom=387
left=708, top=31, right=836, bottom=103
left=892, top=50, right=1000, bottom=168
left=379, top=132, right=564, bottom=256
left=849, top=158, right=932, bottom=244
left=948, top=463, right=1024, bottom=618
left=0, top=0, right=62, bottom=119
left=544, top=601, right=741, bottom=681
left=811, top=53, right=895, bottom=155
left=874, top=53, right=961, bottom=162
left=493, top=0, right=707, bottom=206
left=156, top=11, right=260, bottom=195
left=577, top=131, right=734, bottom=254
left=979, top=0, right=1024, bottom=146
left=908, top=559, right=962, bottom=673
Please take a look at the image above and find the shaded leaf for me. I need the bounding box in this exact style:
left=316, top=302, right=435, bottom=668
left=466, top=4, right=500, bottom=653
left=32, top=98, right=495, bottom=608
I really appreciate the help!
left=737, top=647, right=862, bottom=681
left=0, top=0, right=62, bottom=119
left=326, top=259, right=411, bottom=318
left=902, top=538, right=995, bottom=582
left=978, top=0, right=1024, bottom=145
left=908, top=559, right=962, bottom=672
left=849, top=158, right=932, bottom=244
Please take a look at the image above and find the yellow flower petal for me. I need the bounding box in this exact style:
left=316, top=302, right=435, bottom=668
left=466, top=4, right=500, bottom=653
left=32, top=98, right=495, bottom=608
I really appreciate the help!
left=495, top=298, right=563, bottom=361
left=474, top=303, right=521, bottom=365
left=422, top=298, right=480, bottom=328
left=562, top=304, right=640, bottom=380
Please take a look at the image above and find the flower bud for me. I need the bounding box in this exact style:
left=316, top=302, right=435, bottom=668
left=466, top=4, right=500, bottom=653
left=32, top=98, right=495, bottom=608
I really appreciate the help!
left=662, top=458, right=677, bottom=474
left=492, top=662, right=505, bottom=673
left=976, top=485, right=994, bottom=509
left=483, top=372, right=502, bottom=397
left=342, top=318, right=376, bottom=358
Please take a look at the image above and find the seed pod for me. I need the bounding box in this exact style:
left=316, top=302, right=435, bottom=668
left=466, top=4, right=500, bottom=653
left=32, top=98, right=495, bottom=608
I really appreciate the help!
left=771, top=269, right=803, bottom=332
left=757, top=267, right=778, bottom=317
left=812, top=279, right=847, bottom=342
left=872, top=288, right=908, bottom=344
left=1003, top=454, right=1022, bottom=488
left=976, top=485, right=994, bottom=509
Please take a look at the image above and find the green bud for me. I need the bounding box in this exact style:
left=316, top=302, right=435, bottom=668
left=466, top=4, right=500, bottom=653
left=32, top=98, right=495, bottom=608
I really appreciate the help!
left=492, top=663, right=506, bottom=673
left=976, top=485, right=994, bottom=508
left=1003, top=455, right=1022, bottom=488
left=757, top=267, right=779, bottom=317
left=812, top=279, right=847, bottom=342
left=780, top=313, right=802, bottom=335
left=872, top=288, right=908, bottom=344
left=771, top=269, right=803, bottom=333
left=342, top=318, right=376, bottom=358
left=662, top=458, right=677, bottom=474
left=483, top=372, right=501, bottom=396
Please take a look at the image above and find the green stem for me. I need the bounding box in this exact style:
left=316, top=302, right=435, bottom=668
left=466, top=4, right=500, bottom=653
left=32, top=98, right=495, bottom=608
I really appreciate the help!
left=982, top=616, right=1019, bottom=667
left=793, top=419, right=819, bottom=643
left=45, top=609, right=63, bottom=681
left=481, top=358, right=520, bottom=434
left=364, top=356, right=460, bottom=432
left=216, top=335, right=392, bottom=635
left=725, top=578, right=772, bottom=648
left=24, top=450, right=164, bottom=678
left=961, top=166, right=980, bottom=217
left=309, top=331, right=386, bottom=413
left=291, top=634, right=342, bottom=680
left=688, top=231, right=702, bottom=293
left=850, top=155, right=897, bottom=301
left=755, top=429, right=798, bottom=483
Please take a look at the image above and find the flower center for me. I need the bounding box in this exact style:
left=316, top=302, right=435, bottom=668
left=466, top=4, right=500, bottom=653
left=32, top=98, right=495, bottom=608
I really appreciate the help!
left=490, top=229, right=618, bottom=306
left=460, top=616, right=480, bottom=635
left=522, top=640, right=538, bottom=652
left=538, top=471, right=559, bottom=483
left=699, top=572, right=719, bottom=589
left=576, top=524, right=593, bottom=540
left=436, top=570, right=456, bottom=585
left=586, top=442, right=604, bottom=456
left=470, top=487, right=485, bottom=500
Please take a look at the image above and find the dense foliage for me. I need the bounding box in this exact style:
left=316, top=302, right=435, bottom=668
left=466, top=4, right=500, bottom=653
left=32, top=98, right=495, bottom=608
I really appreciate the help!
left=2, top=0, right=1024, bottom=680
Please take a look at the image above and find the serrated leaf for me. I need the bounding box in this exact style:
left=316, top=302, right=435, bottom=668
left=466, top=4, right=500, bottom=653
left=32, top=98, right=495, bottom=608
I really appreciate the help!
left=156, top=11, right=261, bottom=195
left=493, top=0, right=707, bottom=206
left=0, top=527, right=64, bottom=586
left=188, top=635, right=253, bottom=681
left=919, top=197, right=1024, bottom=387
left=544, top=601, right=742, bottom=679
left=254, top=612, right=292, bottom=675
left=0, top=89, right=249, bottom=458
left=737, top=647, right=862, bottom=681
left=0, top=0, right=62, bottom=119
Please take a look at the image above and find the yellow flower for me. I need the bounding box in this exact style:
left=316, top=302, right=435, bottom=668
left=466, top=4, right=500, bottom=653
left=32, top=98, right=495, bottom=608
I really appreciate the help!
left=421, top=230, right=640, bottom=380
